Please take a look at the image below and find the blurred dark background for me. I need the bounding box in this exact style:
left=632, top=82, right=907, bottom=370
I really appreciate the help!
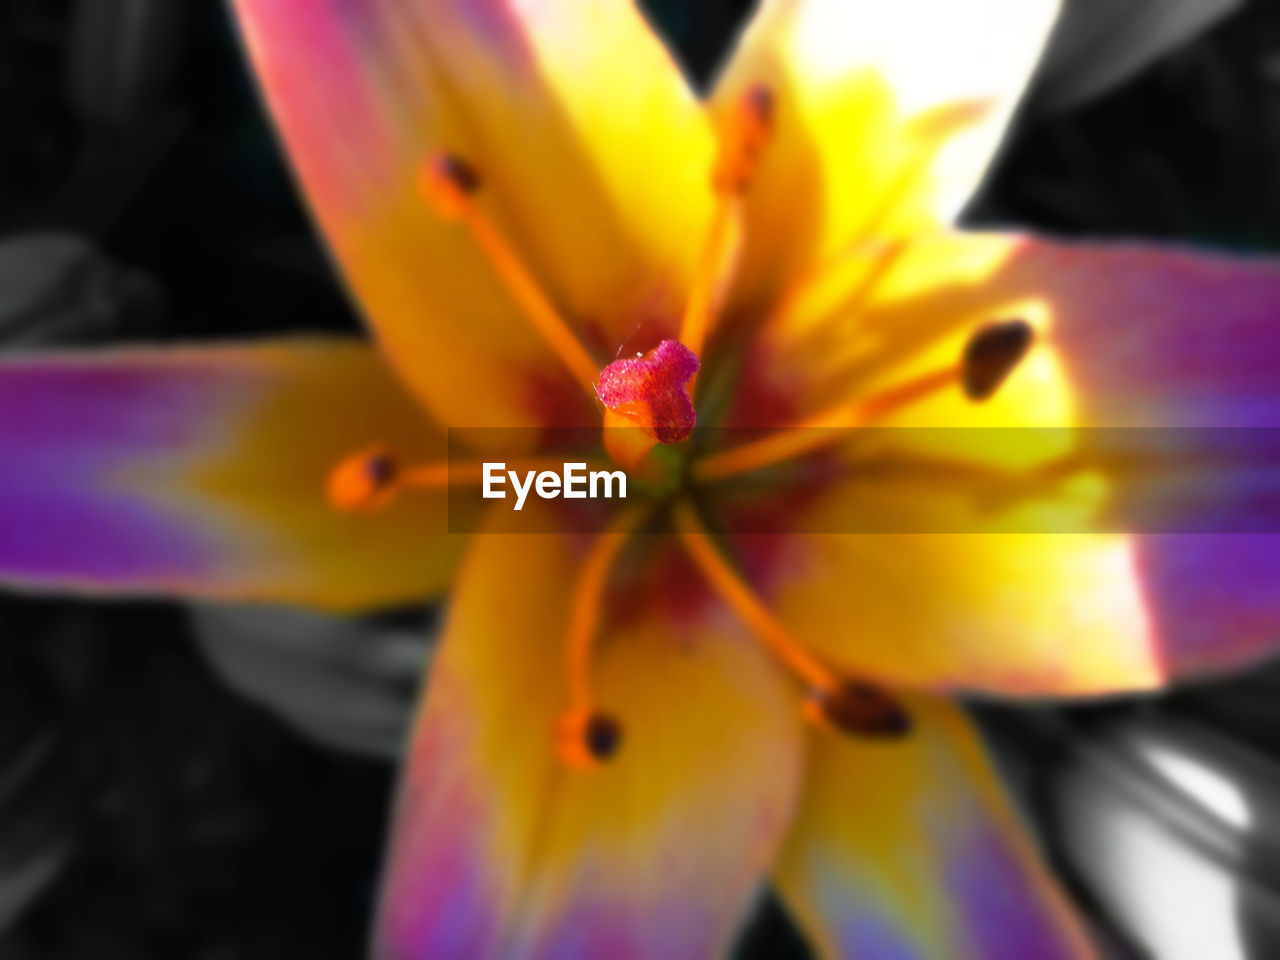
left=3, top=1, right=1280, bottom=958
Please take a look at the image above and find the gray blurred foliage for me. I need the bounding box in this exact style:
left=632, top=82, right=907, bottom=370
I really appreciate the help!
left=65, top=0, right=185, bottom=128
left=0, top=235, right=161, bottom=347
left=191, top=605, right=435, bottom=760
left=1049, top=711, right=1280, bottom=959
left=0, top=659, right=74, bottom=939
left=1032, top=0, right=1244, bottom=111
left=0, top=235, right=160, bottom=941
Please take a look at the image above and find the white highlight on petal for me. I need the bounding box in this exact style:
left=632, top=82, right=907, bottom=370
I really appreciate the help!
left=1141, top=741, right=1253, bottom=832
left=774, top=0, right=1063, bottom=218
left=1057, top=755, right=1249, bottom=960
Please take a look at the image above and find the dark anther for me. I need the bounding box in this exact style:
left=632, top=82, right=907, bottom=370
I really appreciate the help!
left=366, top=451, right=398, bottom=488
left=583, top=712, right=624, bottom=761
left=809, top=682, right=912, bottom=739
left=741, top=85, right=776, bottom=140
left=713, top=84, right=777, bottom=194
left=962, top=318, right=1034, bottom=401
left=420, top=152, right=482, bottom=220
left=429, top=152, right=480, bottom=194
left=328, top=444, right=400, bottom=512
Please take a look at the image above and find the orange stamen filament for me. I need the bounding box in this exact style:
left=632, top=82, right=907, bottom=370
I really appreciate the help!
left=692, top=364, right=958, bottom=484
left=673, top=500, right=841, bottom=695
left=327, top=448, right=594, bottom=512
left=556, top=507, right=649, bottom=769
left=680, top=199, right=741, bottom=358
left=565, top=508, right=648, bottom=714
left=420, top=154, right=600, bottom=394
left=679, top=85, right=775, bottom=357
left=399, top=457, right=584, bottom=490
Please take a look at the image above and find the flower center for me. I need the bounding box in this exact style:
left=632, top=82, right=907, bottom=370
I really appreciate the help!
left=553, top=318, right=1034, bottom=768
left=322, top=83, right=1039, bottom=770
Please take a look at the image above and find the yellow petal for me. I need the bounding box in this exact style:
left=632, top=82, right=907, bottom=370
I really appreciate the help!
left=735, top=233, right=1280, bottom=695
left=0, top=340, right=458, bottom=611
left=775, top=695, right=1096, bottom=959
left=713, top=0, right=1060, bottom=306
left=375, top=505, right=804, bottom=958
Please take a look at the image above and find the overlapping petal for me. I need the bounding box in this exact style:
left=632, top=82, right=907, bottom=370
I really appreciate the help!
left=0, top=340, right=457, bottom=610
left=745, top=521, right=1165, bottom=696
left=713, top=0, right=1060, bottom=306
left=774, top=695, right=1095, bottom=960
left=744, top=234, right=1280, bottom=695
left=374, top=508, right=803, bottom=959
left=232, top=0, right=718, bottom=428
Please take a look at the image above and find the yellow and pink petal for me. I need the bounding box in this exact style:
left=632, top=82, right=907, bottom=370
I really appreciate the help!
left=746, top=234, right=1280, bottom=695
left=374, top=507, right=804, bottom=959
left=0, top=339, right=457, bottom=611
left=1040, top=240, right=1280, bottom=683
left=232, top=0, right=718, bottom=429
left=774, top=695, right=1095, bottom=960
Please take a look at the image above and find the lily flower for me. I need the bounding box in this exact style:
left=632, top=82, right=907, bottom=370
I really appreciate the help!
left=4, top=0, right=1280, bottom=957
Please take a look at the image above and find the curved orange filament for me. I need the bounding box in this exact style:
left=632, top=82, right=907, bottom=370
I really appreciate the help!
left=400, top=457, right=585, bottom=489
left=557, top=507, right=649, bottom=769
left=420, top=153, right=600, bottom=394
left=565, top=508, right=648, bottom=714
left=680, top=85, right=775, bottom=358
left=673, top=500, right=841, bottom=695
left=680, top=202, right=742, bottom=359
left=327, top=448, right=591, bottom=512
left=692, top=365, right=959, bottom=484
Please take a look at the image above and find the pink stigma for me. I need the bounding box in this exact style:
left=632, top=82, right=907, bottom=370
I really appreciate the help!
left=596, top=340, right=700, bottom=444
